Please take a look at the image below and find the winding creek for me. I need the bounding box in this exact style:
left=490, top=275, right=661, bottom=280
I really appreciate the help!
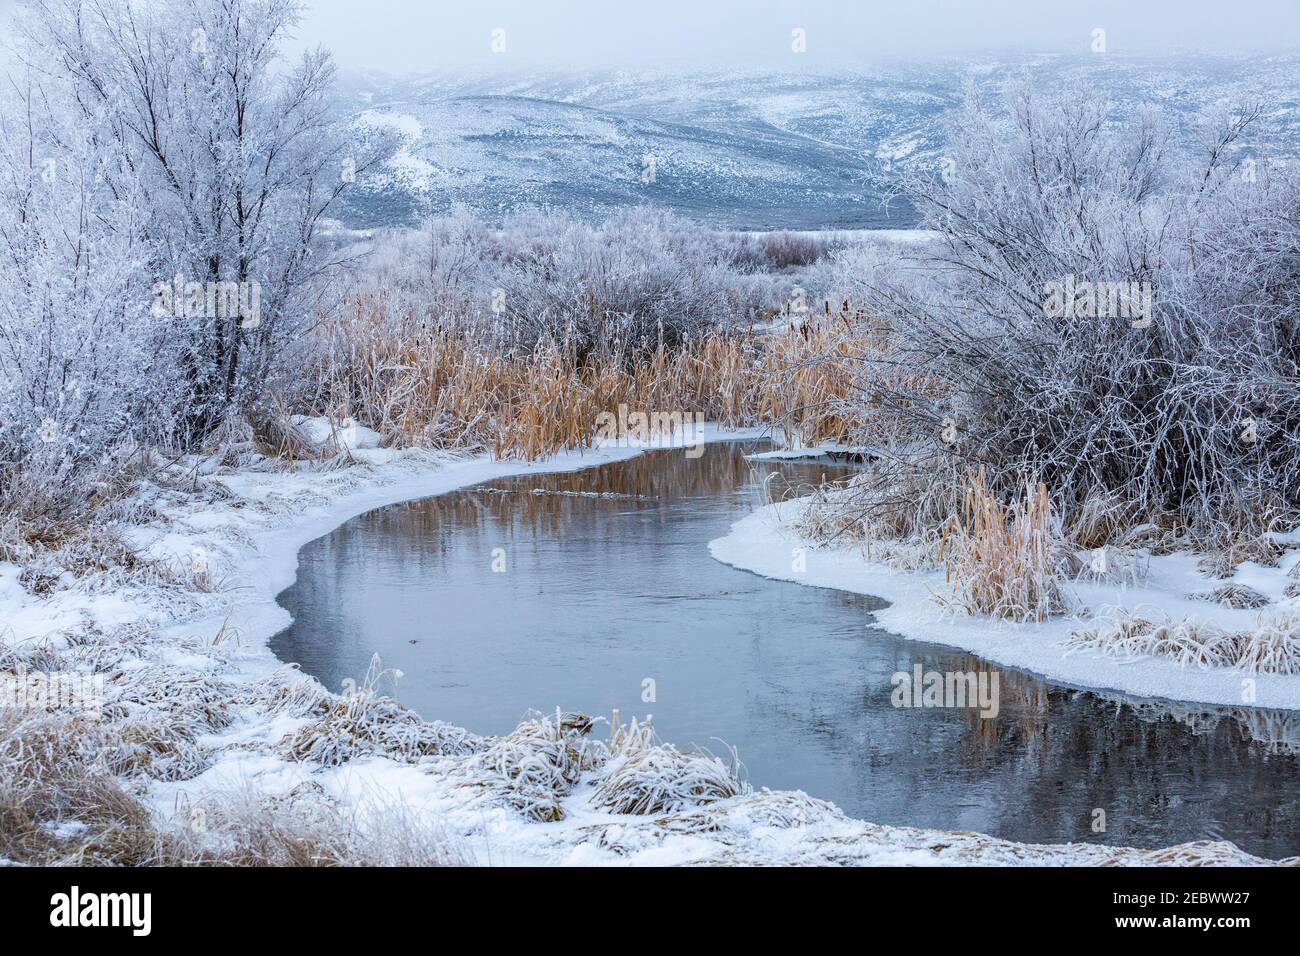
left=272, top=440, right=1300, bottom=858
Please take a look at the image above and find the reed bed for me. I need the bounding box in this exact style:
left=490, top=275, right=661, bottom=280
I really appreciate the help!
left=307, top=295, right=875, bottom=460
left=937, top=466, right=1065, bottom=623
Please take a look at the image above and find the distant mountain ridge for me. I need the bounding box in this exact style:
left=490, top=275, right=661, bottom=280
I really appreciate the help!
left=334, top=54, right=1300, bottom=231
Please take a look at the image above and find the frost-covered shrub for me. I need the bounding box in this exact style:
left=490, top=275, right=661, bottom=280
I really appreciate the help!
left=0, top=0, right=386, bottom=538
left=11, top=0, right=382, bottom=447
left=335, top=207, right=792, bottom=358
left=839, top=83, right=1300, bottom=545
left=0, top=80, right=183, bottom=532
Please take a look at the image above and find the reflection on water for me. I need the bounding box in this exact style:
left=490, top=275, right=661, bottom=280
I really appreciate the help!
left=272, top=441, right=1300, bottom=858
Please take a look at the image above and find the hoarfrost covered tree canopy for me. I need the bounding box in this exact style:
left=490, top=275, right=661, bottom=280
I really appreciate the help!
left=5, top=0, right=390, bottom=445
left=0, top=60, right=161, bottom=520
left=849, top=83, right=1300, bottom=543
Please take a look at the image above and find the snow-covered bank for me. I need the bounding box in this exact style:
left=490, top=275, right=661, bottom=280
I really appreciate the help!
left=709, top=498, right=1300, bottom=712
left=4, top=427, right=1295, bottom=866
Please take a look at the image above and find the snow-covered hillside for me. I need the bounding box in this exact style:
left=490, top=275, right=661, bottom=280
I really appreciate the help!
left=336, top=53, right=1300, bottom=229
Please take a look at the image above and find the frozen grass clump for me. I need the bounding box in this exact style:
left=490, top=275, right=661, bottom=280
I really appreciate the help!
left=1065, top=608, right=1300, bottom=674
left=1197, top=537, right=1287, bottom=580
left=479, top=710, right=602, bottom=822
left=593, top=716, right=750, bottom=816
left=169, top=787, right=466, bottom=867
left=112, top=717, right=208, bottom=782
left=1236, top=611, right=1300, bottom=675
left=0, top=711, right=175, bottom=865
left=277, top=659, right=484, bottom=767
left=0, top=709, right=465, bottom=866
left=1065, top=613, right=1244, bottom=668
left=1190, top=584, right=1271, bottom=609
left=104, top=666, right=241, bottom=734
left=279, top=695, right=483, bottom=768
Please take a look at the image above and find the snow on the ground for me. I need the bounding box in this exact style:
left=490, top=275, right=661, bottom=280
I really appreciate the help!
left=288, top=414, right=383, bottom=452
left=4, top=422, right=1294, bottom=865
left=709, top=498, right=1300, bottom=711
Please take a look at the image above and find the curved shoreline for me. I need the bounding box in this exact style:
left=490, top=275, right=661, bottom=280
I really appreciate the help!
left=13, top=427, right=1291, bottom=864
left=708, top=499, right=1300, bottom=712
left=157, top=428, right=771, bottom=677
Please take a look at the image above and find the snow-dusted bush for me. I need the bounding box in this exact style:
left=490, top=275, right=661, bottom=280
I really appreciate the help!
left=334, top=207, right=793, bottom=359
left=0, top=73, right=179, bottom=533
left=839, top=82, right=1300, bottom=546
left=0, top=0, right=389, bottom=544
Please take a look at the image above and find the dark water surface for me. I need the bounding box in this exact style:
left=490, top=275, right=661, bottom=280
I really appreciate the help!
left=272, top=441, right=1300, bottom=858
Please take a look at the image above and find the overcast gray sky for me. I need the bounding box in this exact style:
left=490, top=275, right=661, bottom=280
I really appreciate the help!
left=0, top=1, right=1295, bottom=72
left=289, top=0, right=1300, bottom=73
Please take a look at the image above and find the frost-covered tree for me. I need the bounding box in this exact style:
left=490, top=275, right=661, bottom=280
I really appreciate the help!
left=0, top=64, right=178, bottom=522
left=14, top=0, right=388, bottom=439
left=844, top=82, right=1300, bottom=541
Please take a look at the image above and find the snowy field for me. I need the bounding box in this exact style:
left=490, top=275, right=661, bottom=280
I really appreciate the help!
left=4, top=425, right=1293, bottom=865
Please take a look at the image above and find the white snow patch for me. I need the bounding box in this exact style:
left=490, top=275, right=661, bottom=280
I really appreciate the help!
left=709, top=498, right=1300, bottom=711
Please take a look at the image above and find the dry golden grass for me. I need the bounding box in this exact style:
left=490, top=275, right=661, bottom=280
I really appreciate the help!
left=310, top=296, right=875, bottom=461
left=938, top=466, right=1065, bottom=622
left=755, top=318, right=874, bottom=447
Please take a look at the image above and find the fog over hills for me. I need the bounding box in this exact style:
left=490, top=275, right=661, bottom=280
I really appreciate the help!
left=335, top=53, right=1300, bottom=230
